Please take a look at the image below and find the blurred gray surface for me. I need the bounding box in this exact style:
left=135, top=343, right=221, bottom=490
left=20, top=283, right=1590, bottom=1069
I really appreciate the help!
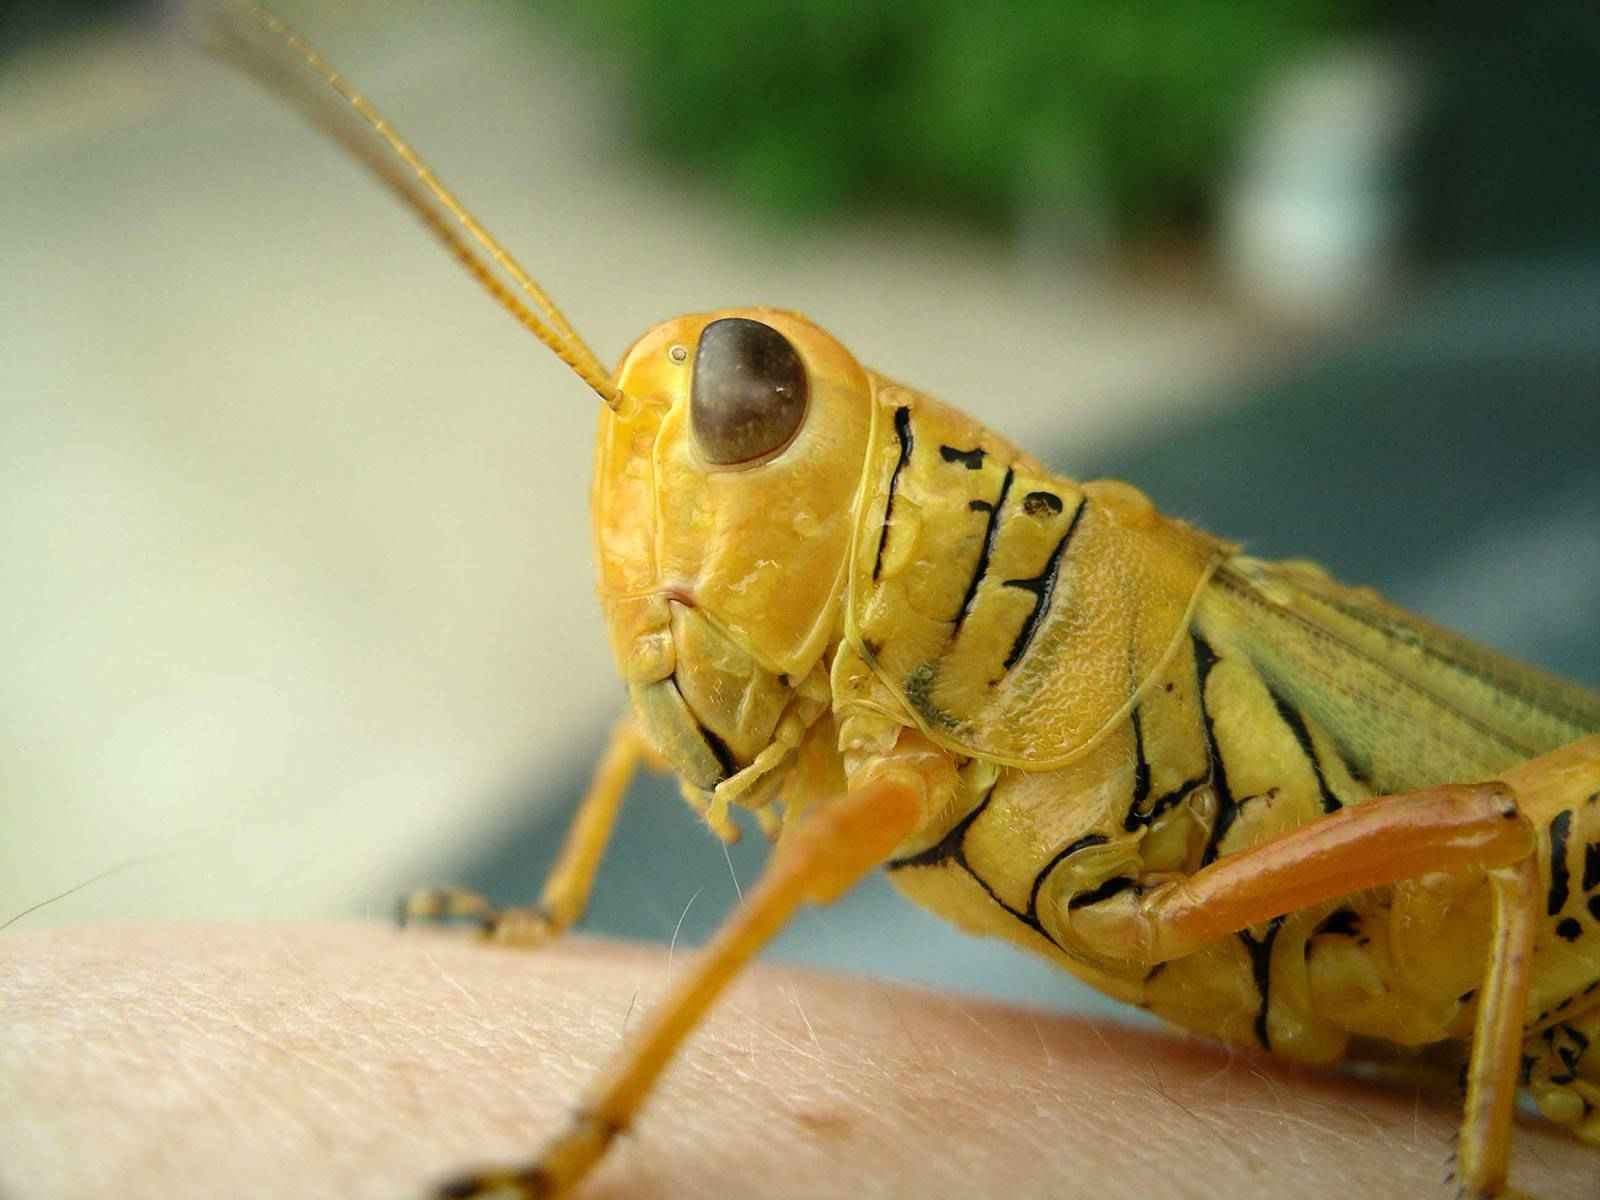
left=463, top=247, right=1600, bottom=1019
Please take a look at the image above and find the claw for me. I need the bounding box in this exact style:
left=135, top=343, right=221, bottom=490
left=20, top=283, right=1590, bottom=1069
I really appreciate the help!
left=482, top=904, right=558, bottom=946
left=398, top=885, right=565, bottom=946
left=397, top=885, right=498, bottom=930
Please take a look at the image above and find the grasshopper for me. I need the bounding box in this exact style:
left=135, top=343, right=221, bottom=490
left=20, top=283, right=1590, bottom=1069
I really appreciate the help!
left=210, top=5, right=1600, bottom=1197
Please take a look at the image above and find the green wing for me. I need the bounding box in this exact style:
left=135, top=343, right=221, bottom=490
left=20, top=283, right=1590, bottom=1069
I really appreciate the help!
left=1205, top=556, right=1600, bottom=793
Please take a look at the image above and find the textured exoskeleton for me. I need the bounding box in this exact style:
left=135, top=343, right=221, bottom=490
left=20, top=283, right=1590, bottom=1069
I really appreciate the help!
left=534, top=305, right=1599, bottom=1199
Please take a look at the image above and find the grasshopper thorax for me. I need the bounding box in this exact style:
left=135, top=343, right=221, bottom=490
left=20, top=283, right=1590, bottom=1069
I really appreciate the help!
left=593, top=308, right=876, bottom=796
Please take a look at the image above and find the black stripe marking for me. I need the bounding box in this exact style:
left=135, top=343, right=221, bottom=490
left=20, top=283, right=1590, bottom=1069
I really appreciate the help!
left=1122, top=700, right=1208, bottom=832
left=1025, top=834, right=1109, bottom=921
left=1067, top=876, right=1138, bottom=910
left=1557, top=1027, right=1590, bottom=1075
left=872, top=406, right=913, bottom=581
left=1125, top=774, right=1209, bottom=832
left=1314, top=908, right=1361, bottom=937
left=940, top=444, right=986, bottom=469
left=999, top=496, right=1086, bottom=671
left=1549, top=809, right=1574, bottom=916
left=670, top=673, right=738, bottom=782
left=1118, top=649, right=1210, bottom=833
left=1239, top=917, right=1284, bottom=1051
left=885, top=781, right=995, bottom=872
left=1589, top=894, right=1600, bottom=922
left=697, top=721, right=737, bottom=780
left=1556, top=917, right=1582, bottom=942
left=1584, top=839, right=1600, bottom=893
left=1127, top=705, right=1152, bottom=821
left=1521, top=1053, right=1539, bottom=1085
left=1266, top=685, right=1341, bottom=813
left=886, top=780, right=1141, bottom=950
left=1193, top=631, right=1240, bottom=866
left=886, top=782, right=1067, bottom=942
left=952, top=467, right=1013, bottom=633
left=1022, top=490, right=1063, bottom=517
left=960, top=863, right=1038, bottom=932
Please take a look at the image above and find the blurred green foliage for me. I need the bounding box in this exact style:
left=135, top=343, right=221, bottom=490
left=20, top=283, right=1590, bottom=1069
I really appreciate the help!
left=536, top=0, right=1374, bottom=239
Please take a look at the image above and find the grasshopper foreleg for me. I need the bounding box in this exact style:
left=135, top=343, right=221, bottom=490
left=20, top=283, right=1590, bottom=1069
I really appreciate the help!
left=399, top=716, right=651, bottom=945
left=430, top=773, right=923, bottom=1199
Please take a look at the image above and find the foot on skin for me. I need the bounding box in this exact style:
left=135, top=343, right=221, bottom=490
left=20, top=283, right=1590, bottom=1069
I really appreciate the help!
left=399, top=886, right=562, bottom=946
left=396, top=884, right=498, bottom=932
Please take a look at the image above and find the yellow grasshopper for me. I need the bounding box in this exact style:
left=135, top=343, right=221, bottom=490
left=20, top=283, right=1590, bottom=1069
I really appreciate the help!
left=211, top=5, right=1600, bottom=1198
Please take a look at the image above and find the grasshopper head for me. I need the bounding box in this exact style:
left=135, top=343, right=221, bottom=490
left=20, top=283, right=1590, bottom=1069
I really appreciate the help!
left=593, top=308, right=876, bottom=795
left=207, top=4, right=876, bottom=808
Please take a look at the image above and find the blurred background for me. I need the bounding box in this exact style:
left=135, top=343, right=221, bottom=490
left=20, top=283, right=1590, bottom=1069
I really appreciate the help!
left=2, top=0, right=1595, bottom=1019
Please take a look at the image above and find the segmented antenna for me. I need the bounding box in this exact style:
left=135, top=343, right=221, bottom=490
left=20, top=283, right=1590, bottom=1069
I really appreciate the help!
left=205, top=1, right=622, bottom=408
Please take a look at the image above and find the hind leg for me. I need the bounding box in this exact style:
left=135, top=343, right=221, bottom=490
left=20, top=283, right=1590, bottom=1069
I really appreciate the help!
left=1062, top=780, right=1541, bottom=1198
left=1525, top=1005, right=1600, bottom=1144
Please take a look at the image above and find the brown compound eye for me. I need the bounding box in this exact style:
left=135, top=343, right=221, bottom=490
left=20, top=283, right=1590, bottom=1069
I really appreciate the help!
left=690, top=317, right=809, bottom=466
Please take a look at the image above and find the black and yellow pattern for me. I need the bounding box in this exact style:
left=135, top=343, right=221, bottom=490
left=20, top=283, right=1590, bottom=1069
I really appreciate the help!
left=222, top=3, right=1600, bottom=1195
left=846, top=386, right=1224, bottom=769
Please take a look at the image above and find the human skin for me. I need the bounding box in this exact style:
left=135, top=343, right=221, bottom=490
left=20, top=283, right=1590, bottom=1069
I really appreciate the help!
left=1, top=924, right=1593, bottom=1200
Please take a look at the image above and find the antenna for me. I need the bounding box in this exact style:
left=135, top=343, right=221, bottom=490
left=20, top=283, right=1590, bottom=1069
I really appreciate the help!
left=204, top=1, right=623, bottom=408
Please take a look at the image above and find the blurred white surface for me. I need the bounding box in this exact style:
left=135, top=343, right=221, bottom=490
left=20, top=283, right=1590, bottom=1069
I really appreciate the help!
left=0, top=2, right=1281, bottom=927
left=1222, top=43, right=1426, bottom=322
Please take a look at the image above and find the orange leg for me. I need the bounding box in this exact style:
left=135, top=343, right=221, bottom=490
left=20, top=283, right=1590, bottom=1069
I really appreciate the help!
left=431, top=775, right=923, bottom=1200
left=400, top=717, right=651, bottom=944
left=1070, top=781, right=1540, bottom=1200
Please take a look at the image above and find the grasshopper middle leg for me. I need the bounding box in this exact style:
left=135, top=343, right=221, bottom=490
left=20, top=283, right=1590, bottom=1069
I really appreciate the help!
left=400, top=716, right=652, bottom=944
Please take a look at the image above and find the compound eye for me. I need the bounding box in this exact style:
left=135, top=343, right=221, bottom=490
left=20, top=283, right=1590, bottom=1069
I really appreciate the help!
left=690, top=317, right=809, bottom=465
